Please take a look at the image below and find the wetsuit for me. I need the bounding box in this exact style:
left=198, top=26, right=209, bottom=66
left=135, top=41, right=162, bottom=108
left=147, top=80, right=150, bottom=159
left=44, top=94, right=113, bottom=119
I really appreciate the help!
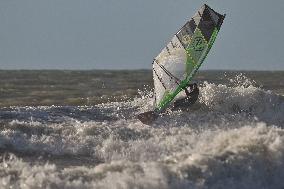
left=173, top=83, right=199, bottom=108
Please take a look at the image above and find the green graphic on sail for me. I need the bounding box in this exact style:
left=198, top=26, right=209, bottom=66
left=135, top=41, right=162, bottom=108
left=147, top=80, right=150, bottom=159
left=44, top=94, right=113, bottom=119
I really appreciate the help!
left=153, top=4, right=225, bottom=112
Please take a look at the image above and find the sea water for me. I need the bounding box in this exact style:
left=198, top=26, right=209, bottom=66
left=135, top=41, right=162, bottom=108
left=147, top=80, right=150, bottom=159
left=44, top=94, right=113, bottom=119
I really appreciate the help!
left=0, top=70, right=283, bottom=189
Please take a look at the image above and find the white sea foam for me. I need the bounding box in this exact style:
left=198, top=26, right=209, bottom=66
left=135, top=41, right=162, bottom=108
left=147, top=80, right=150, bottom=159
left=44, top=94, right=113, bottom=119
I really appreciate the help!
left=1, top=123, right=284, bottom=189
left=0, top=80, right=283, bottom=188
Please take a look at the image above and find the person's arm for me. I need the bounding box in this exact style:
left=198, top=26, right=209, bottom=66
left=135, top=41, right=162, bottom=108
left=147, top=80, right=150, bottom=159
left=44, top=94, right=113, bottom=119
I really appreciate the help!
left=185, top=83, right=198, bottom=97
left=184, top=88, right=191, bottom=97
left=184, top=83, right=195, bottom=97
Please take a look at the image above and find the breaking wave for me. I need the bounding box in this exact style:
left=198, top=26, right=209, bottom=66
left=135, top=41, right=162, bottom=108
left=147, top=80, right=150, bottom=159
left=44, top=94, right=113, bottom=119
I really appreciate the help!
left=0, top=77, right=284, bottom=188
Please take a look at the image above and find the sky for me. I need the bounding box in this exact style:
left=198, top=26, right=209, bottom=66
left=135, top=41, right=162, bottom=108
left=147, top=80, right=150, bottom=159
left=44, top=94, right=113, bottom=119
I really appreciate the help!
left=0, top=0, right=284, bottom=70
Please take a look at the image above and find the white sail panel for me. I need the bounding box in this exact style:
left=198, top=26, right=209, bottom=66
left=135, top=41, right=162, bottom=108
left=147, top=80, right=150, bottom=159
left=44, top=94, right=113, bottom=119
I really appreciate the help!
left=153, top=35, right=186, bottom=106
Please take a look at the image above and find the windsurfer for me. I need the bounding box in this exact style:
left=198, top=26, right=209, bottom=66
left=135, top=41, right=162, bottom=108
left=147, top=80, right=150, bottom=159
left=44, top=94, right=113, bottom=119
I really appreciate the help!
left=137, top=4, right=225, bottom=124
left=173, top=83, right=199, bottom=109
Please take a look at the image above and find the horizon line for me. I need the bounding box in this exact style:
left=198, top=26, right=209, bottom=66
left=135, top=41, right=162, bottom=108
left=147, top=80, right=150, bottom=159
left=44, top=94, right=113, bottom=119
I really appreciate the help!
left=0, top=68, right=283, bottom=72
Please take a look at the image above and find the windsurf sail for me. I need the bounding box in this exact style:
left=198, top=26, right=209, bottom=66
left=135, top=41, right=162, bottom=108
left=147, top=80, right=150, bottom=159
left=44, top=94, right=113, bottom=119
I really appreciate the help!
left=153, top=4, right=225, bottom=112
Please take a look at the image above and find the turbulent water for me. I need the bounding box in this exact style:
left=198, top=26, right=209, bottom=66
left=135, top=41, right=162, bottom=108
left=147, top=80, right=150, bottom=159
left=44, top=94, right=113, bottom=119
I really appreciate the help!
left=0, top=70, right=283, bottom=189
